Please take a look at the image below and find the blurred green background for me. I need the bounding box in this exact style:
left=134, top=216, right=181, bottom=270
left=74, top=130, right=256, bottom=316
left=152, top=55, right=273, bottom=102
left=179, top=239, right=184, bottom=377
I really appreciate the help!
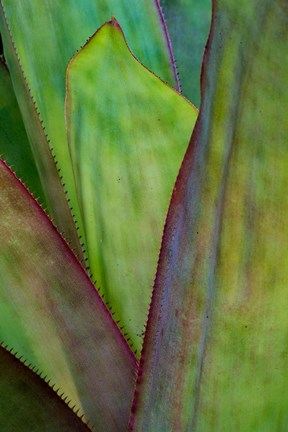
left=161, top=0, right=212, bottom=107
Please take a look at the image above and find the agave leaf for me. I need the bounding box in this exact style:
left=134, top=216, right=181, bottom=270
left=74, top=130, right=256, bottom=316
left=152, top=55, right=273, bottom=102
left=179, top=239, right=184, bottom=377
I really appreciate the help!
left=0, top=160, right=137, bottom=431
left=66, top=20, right=198, bottom=354
left=129, top=1, right=288, bottom=430
left=0, top=0, right=178, bottom=257
left=161, top=0, right=211, bottom=106
left=0, top=345, right=91, bottom=431
left=0, top=60, right=45, bottom=204
left=0, top=5, right=84, bottom=261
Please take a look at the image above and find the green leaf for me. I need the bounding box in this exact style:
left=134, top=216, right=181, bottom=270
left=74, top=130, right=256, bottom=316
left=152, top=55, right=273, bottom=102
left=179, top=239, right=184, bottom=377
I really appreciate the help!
left=0, top=5, right=84, bottom=261
left=0, top=60, right=45, bottom=204
left=0, top=0, right=178, bottom=257
left=129, top=1, right=288, bottom=430
left=0, top=160, right=137, bottom=431
left=66, top=20, right=198, bottom=354
left=160, top=0, right=212, bottom=106
left=0, top=344, right=91, bottom=431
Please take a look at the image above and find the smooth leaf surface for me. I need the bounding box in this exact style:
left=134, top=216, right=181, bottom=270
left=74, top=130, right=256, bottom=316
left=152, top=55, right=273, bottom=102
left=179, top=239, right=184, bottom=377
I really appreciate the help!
left=0, top=345, right=91, bottom=432
left=161, top=0, right=211, bottom=106
left=0, top=6, right=84, bottom=261
left=0, top=60, right=45, bottom=204
left=0, top=0, right=178, bottom=256
left=130, top=1, right=288, bottom=430
left=66, top=20, right=198, bottom=354
left=0, top=161, right=137, bottom=431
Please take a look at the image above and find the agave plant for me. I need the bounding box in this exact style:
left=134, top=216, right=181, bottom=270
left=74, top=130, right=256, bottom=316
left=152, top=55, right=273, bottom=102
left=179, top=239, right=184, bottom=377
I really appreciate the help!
left=0, top=0, right=287, bottom=430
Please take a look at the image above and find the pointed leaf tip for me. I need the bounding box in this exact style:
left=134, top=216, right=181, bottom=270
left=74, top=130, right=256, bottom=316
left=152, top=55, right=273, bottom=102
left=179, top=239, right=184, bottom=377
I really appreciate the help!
left=66, top=20, right=198, bottom=354
left=0, top=0, right=179, bottom=266
left=110, top=16, right=121, bottom=28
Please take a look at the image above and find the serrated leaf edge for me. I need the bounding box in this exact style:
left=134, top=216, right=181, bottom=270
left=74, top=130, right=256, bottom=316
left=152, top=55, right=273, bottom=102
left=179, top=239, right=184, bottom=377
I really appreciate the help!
left=0, top=340, right=95, bottom=431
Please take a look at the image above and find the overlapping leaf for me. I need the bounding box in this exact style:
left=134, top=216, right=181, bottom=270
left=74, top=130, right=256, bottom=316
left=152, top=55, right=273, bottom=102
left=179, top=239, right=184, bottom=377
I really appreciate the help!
left=0, top=0, right=178, bottom=254
left=0, top=6, right=84, bottom=260
left=66, top=20, right=198, bottom=353
left=0, top=160, right=137, bottom=431
left=0, top=345, right=91, bottom=432
left=161, top=0, right=211, bottom=105
left=130, top=1, right=288, bottom=430
left=0, top=60, right=44, bottom=203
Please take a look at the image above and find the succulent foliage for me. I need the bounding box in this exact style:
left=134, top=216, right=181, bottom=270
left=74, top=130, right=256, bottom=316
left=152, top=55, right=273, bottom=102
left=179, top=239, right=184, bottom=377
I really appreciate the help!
left=0, top=0, right=287, bottom=431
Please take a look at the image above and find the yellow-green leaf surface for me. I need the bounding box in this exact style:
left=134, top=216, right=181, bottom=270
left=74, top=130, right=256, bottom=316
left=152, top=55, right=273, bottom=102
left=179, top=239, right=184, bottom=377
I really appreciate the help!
left=130, top=1, right=288, bottom=430
left=0, top=0, right=178, bottom=255
left=160, top=0, right=212, bottom=106
left=0, top=161, right=137, bottom=431
left=0, top=60, right=45, bottom=204
left=66, top=20, right=198, bottom=354
left=0, top=345, right=91, bottom=432
left=0, top=7, right=84, bottom=261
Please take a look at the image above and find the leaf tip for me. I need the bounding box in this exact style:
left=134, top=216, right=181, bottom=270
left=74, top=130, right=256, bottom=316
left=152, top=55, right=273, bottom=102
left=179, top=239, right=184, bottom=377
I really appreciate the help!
left=109, top=16, right=122, bottom=29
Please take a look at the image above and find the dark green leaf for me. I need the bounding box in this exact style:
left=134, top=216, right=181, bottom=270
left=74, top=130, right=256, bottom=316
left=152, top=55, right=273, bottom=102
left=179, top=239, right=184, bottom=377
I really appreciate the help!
left=0, top=344, right=91, bottom=432
left=0, top=60, right=45, bottom=204
left=161, top=0, right=211, bottom=105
